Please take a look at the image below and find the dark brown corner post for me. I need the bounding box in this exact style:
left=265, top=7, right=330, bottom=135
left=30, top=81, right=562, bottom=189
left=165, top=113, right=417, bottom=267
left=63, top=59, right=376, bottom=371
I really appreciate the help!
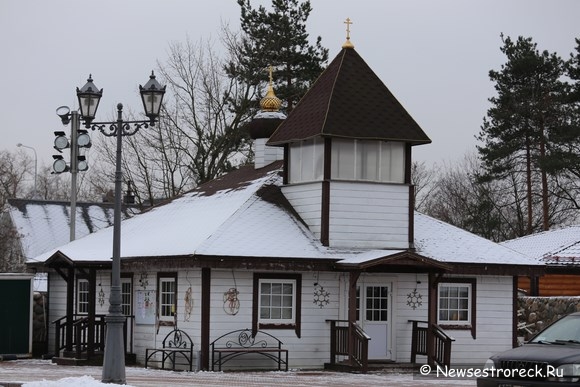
left=427, top=272, right=437, bottom=366
left=321, top=138, right=332, bottom=246
left=529, top=275, right=539, bottom=296
left=405, top=143, right=412, bottom=184
left=88, top=268, right=96, bottom=357
left=348, top=270, right=361, bottom=366
left=406, top=144, right=414, bottom=249
left=512, top=276, right=518, bottom=348
left=408, top=185, right=415, bottom=248
left=65, top=267, right=75, bottom=352
left=283, top=145, right=289, bottom=185
left=200, top=268, right=211, bottom=370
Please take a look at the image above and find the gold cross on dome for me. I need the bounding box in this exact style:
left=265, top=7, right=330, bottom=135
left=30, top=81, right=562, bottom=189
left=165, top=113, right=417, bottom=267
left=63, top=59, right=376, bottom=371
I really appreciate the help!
left=344, top=18, right=352, bottom=40
left=268, top=65, right=273, bottom=84
left=342, top=18, right=354, bottom=48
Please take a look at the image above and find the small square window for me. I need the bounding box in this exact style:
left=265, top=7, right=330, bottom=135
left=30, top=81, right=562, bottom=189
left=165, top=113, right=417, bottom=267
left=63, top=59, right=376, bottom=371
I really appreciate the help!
left=438, top=282, right=472, bottom=325
left=253, top=273, right=302, bottom=337
left=259, top=279, right=296, bottom=324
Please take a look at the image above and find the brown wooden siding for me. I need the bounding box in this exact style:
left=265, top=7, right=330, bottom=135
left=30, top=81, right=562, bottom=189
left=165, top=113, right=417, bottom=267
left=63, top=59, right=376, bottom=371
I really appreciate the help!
left=518, top=275, right=580, bottom=296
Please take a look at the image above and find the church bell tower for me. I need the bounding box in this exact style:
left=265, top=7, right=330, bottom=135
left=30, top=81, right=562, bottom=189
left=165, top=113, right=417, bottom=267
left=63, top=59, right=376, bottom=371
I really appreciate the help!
left=267, top=20, right=431, bottom=249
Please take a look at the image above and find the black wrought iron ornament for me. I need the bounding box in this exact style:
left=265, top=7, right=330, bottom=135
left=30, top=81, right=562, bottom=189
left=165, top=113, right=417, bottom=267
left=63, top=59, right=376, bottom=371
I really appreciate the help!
left=90, top=112, right=150, bottom=138
left=98, top=283, right=106, bottom=307
left=406, top=288, right=423, bottom=310
left=223, top=288, right=240, bottom=315
left=313, top=284, right=330, bottom=308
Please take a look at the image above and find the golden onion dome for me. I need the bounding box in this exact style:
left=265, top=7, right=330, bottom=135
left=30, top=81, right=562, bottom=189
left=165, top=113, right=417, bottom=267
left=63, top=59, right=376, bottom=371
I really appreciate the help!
left=342, top=17, right=354, bottom=49
left=260, top=66, right=282, bottom=112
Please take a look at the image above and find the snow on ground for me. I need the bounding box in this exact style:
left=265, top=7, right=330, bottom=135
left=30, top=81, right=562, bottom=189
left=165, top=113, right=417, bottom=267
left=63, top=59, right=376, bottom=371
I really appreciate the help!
left=23, top=375, right=110, bottom=387
left=2, top=359, right=476, bottom=387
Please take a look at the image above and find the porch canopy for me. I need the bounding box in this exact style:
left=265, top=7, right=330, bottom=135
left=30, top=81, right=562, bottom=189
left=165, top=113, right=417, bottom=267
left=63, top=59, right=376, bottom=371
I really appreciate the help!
left=335, top=250, right=452, bottom=272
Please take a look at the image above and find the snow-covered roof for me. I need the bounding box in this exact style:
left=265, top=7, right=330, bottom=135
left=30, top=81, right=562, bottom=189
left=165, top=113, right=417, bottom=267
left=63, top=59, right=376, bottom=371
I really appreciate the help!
left=30, top=164, right=285, bottom=263
left=29, top=164, right=540, bottom=269
left=7, top=199, right=136, bottom=260
left=501, top=225, right=580, bottom=265
left=414, top=213, right=535, bottom=265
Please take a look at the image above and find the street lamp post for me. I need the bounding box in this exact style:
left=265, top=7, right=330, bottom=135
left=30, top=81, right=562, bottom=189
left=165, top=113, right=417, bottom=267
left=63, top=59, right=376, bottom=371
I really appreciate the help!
left=73, top=72, right=165, bottom=384
left=16, top=143, right=37, bottom=198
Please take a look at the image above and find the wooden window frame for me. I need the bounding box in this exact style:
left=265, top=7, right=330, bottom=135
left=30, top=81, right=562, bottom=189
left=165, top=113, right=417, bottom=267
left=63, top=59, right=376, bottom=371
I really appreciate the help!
left=253, top=273, right=301, bottom=338
left=121, top=274, right=133, bottom=316
left=76, top=278, right=89, bottom=315
left=157, top=272, right=177, bottom=326
left=437, top=278, right=476, bottom=339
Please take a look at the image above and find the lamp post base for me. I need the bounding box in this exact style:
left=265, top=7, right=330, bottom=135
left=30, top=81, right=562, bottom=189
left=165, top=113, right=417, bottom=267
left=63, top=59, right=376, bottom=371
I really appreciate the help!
left=101, top=314, right=127, bottom=384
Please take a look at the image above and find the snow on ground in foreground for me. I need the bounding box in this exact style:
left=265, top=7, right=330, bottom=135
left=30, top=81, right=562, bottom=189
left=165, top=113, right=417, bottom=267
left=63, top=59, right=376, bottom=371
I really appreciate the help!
left=23, top=375, right=128, bottom=387
left=4, top=359, right=476, bottom=386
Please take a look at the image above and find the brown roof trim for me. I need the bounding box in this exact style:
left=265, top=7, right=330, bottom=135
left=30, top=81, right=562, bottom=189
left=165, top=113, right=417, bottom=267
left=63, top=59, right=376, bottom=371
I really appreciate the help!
left=32, top=252, right=543, bottom=277
left=446, top=263, right=545, bottom=276
left=121, top=255, right=337, bottom=272
left=545, top=265, right=580, bottom=274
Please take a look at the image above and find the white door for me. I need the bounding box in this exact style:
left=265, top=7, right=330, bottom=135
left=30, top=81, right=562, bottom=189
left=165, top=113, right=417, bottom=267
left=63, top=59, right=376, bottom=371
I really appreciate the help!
left=358, top=284, right=391, bottom=359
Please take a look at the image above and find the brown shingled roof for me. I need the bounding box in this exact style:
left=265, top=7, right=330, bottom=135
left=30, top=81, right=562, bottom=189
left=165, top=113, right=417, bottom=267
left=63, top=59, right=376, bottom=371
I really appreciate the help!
left=267, top=47, right=431, bottom=146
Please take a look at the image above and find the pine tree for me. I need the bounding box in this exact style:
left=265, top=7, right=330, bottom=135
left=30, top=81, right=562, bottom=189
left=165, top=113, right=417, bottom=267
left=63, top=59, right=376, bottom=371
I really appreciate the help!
left=544, top=39, right=580, bottom=210
left=477, top=35, right=567, bottom=233
left=226, top=0, right=329, bottom=112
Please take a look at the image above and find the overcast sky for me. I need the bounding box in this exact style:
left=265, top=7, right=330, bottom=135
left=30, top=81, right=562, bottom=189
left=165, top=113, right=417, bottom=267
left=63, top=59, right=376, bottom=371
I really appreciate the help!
left=1, top=0, right=579, bottom=173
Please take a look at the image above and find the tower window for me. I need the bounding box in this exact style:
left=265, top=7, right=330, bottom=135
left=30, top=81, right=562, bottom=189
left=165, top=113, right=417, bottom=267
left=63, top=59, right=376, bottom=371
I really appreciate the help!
left=331, top=139, right=404, bottom=183
left=288, top=138, right=324, bottom=183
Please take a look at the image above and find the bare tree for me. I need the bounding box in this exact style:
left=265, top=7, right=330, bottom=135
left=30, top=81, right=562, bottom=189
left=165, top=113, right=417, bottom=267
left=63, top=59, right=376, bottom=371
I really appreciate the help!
left=411, top=161, right=437, bottom=213
left=0, top=211, right=24, bottom=272
left=420, top=152, right=575, bottom=242
left=0, top=150, right=32, bottom=207
left=88, top=34, right=257, bottom=207
left=157, top=36, right=255, bottom=185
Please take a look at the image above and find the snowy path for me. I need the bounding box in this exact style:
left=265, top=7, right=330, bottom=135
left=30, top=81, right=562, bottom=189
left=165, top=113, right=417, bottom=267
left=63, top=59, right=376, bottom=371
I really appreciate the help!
left=0, top=359, right=476, bottom=386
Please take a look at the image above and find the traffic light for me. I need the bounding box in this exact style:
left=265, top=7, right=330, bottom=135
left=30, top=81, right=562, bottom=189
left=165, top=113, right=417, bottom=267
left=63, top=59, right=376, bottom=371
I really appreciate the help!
left=54, top=131, right=69, bottom=152
left=52, top=155, right=69, bottom=174
left=77, top=155, right=89, bottom=172
left=53, top=130, right=70, bottom=173
left=52, top=110, right=92, bottom=173
left=76, top=129, right=92, bottom=171
left=77, top=130, right=92, bottom=148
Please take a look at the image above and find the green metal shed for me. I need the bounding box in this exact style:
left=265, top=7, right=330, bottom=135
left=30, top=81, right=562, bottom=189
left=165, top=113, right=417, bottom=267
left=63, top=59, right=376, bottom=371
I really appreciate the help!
left=0, top=273, right=33, bottom=357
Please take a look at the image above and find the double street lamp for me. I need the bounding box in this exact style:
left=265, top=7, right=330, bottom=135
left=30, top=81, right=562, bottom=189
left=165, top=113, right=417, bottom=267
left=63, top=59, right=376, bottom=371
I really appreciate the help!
left=58, top=72, right=165, bottom=383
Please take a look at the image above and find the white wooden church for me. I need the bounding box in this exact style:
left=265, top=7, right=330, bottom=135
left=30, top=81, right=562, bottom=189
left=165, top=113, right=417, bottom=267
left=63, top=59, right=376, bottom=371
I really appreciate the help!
left=29, top=30, right=542, bottom=372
